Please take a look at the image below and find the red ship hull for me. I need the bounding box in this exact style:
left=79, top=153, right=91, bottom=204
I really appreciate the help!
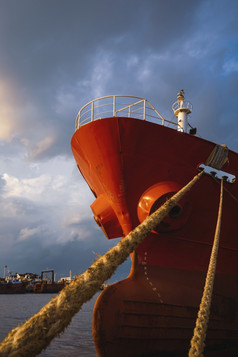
left=71, top=117, right=238, bottom=356
left=32, top=282, right=65, bottom=293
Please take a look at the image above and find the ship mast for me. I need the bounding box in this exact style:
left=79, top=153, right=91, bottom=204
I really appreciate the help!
left=172, top=90, right=193, bottom=133
left=3, top=265, right=7, bottom=279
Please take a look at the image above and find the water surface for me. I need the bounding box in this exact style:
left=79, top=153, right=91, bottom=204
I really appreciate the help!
left=0, top=292, right=98, bottom=356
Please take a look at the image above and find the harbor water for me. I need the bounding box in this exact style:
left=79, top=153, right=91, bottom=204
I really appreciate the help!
left=0, top=292, right=99, bottom=356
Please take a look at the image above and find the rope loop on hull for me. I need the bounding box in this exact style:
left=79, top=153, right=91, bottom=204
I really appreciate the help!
left=189, top=178, right=224, bottom=357
left=205, top=144, right=229, bottom=170
left=0, top=172, right=202, bottom=357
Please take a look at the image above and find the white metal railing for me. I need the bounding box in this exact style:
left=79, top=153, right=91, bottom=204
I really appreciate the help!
left=172, top=100, right=193, bottom=114
left=75, top=95, right=180, bottom=131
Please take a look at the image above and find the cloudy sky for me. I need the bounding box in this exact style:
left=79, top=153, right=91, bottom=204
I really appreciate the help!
left=1, top=0, right=238, bottom=280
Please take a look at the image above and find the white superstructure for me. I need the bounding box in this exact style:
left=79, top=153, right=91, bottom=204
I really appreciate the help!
left=172, top=90, right=193, bottom=133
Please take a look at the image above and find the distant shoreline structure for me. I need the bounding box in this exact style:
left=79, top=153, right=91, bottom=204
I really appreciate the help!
left=0, top=268, right=72, bottom=294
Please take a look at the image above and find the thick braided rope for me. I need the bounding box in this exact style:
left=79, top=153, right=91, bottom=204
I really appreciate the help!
left=189, top=178, right=223, bottom=357
left=205, top=144, right=228, bottom=170
left=0, top=172, right=202, bottom=357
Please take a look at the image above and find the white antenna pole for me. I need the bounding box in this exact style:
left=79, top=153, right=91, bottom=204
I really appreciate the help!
left=3, top=265, right=7, bottom=279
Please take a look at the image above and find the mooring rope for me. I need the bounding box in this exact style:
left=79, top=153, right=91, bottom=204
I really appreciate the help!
left=189, top=178, right=224, bottom=357
left=205, top=144, right=229, bottom=170
left=0, top=171, right=202, bottom=357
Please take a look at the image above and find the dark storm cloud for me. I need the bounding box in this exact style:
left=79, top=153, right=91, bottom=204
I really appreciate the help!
left=1, top=0, right=238, bottom=277
left=3, top=222, right=131, bottom=281
left=1, top=0, right=237, bottom=158
left=0, top=0, right=202, bottom=155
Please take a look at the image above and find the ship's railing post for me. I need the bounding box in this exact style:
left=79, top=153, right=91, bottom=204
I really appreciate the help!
left=91, top=101, right=94, bottom=122
left=143, top=100, right=146, bottom=120
left=113, top=96, right=116, bottom=117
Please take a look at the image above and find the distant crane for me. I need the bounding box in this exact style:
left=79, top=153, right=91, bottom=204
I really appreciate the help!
left=3, top=265, right=7, bottom=279
left=41, top=270, right=55, bottom=283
